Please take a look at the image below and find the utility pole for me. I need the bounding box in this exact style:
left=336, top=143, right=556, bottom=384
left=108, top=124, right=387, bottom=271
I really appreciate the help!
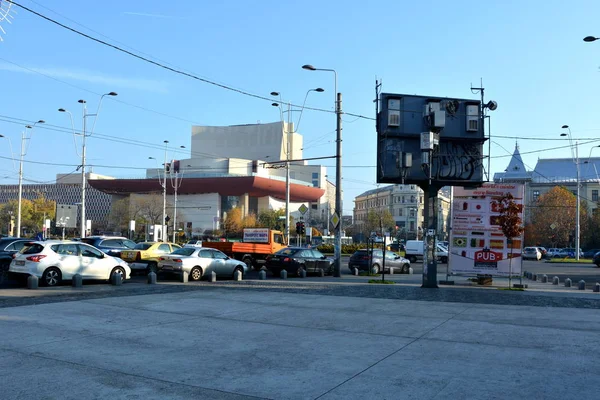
left=334, top=92, right=343, bottom=277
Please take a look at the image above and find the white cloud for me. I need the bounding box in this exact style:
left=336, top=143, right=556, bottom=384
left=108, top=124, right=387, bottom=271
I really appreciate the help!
left=0, top=63, right=168, bottom=93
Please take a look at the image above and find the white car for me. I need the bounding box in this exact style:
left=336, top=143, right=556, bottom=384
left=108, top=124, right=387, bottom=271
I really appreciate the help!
left=9, top=240, right=131, bottom=287
left=183, top=240, right=203, bottom=248
left=157, top=247, right=247, bottom=281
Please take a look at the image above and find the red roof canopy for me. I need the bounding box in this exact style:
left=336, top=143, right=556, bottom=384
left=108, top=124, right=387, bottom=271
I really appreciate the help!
left=88, top=176, right=325, bottom=202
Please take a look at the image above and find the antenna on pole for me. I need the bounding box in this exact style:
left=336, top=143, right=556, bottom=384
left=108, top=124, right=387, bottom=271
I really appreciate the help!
left=0, top=0, right=16, bottom=42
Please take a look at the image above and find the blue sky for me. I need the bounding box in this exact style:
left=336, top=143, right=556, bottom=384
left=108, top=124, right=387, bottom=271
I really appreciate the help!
left=1, top=0, right=600, bottom=216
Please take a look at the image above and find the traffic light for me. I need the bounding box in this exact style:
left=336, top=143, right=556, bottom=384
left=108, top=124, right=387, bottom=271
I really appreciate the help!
left=295, top=222, right=301, bottom=235
left=300, top=222, right=305, bottom=235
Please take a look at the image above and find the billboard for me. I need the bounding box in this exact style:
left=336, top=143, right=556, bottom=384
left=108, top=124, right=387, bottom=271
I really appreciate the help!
left=376, top=93, right=487, bottom=187
left=449, top=183, right=524, bottom=276
left=243, top=228, right=269, bottom=243
left=55, top=204, right=78, bottom=228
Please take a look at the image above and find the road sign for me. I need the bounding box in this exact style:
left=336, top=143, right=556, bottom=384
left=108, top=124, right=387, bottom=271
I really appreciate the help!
left=550, top=223, right=557, bottom=230
left=298, top=204, right=308, bottom=215
left=331, top=212, right=340, bottom=228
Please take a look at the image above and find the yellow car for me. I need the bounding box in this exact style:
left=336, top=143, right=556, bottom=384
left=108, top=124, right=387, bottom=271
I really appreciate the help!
left=120, top=242, right=181, bottom=273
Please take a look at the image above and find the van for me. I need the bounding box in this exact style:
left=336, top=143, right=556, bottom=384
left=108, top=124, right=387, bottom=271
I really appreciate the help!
left=405, top=240, right=448, bottom=263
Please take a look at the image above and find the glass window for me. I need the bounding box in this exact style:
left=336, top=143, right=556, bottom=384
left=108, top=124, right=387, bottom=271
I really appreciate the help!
left=158, top=244, right=171, bottom=252
left=312, top=172, right=319, bottom=179
left=212, top=250, right=228, bottom=259
left=311, top=250, right=325, bottom=258
left=134, top=243, right=153, bottom=250
left=56, top=244, right=80, bottom=256
left=532, top=190, right=540, bottom=202
left=172, top=247, right=195, bottom=256
left=199, top=249, right=213, bottom=258
left=171, top=244, right=181, bottom=249
left=121, top=240, right=136, bottom=249
left=6, top=241, right=27, bottom=251
left=80, top=244, right=102, bottom=258
left=398, top=209, right=403, bottom=216
left=100, top=239, right=120, bottom=248
left=593, top=190, right=598, bottom=202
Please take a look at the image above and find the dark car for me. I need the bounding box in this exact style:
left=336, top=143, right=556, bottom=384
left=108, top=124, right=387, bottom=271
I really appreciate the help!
left=79, top=236, right=137, bottom=258
left=265, top=247, right=334, bottom=277
left=593, top=252, right=600, bottom=267
left=583, top=249, right=600, bottom=259
left=348, top=249, right=411, bottom=274
left=0, top=237, right=30, bottom=271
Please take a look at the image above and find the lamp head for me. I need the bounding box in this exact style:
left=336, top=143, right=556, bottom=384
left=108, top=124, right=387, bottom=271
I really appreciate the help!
left=37, top=120, right=45, bottom=124
left=58, top=108, right=66, bottom=112
left=163, top=140, right=169, bottom=144
left=315, top=88, right=325, bottom=92
left=272, top=102, right=279, bottom=107
left=562, top=125, right=569, bottom=129
left=560, top=133, right=567, bottom=137
left=583, top=36, right=598, bottom=42
left=107, top=92, right=118, bottom=96
left=302, top=64, right=316, bottom=71
left=484, top=100, right=498, bottom=111
left=148, top=156, right=155, bottom=160
left=270, top=91, right=279, bottom=97
left=78, top=99, right=86, bottom=104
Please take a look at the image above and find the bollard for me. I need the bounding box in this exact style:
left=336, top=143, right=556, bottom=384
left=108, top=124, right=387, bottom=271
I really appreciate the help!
left=27, top=275, right=38, bottom=290
left=553, top=276, right=559, bottom=285
left=353, top=268, right=359, bottom=276
left=147, top=272, right=157, bottom=284
left=532, top=274, right=537, bottom=281
left=280, top=270, right=287, bottom=279
left=565, top=278, right=572, bottom=288
left=111, top=272, right=122, bottom=286
left=389, top=267, right=395, bottom=275
left=578, top=280, right=586, bottom=290
left=318, top=269, right=325, bottom=277
left=594, top=283, right=600, bottom=293
left=72, top=273, right=82, bottom=288
left=258, top=270, right=266, bottom=280
left=300, top=269, right=306, bottom=278
left=180, top=271, right=189, bottom=283
left=234, top=270, right=242, bottom=281
left=409, top=267, right=414, bottom=275
left=541, top=274, right=548, bottom=283
left=209, top=271, right=217, bottom=282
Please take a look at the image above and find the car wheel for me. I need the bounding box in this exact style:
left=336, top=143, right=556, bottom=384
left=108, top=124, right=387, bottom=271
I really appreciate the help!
left=296, top=265, right=306, bottom=277
left=409, top=256, right=417, bottom=263
left=146, top=262, right=158, bottom=274
left=242, top=256, right=254, bottom=270
left=232, top=266, right=243, bottom=280
left=111, top=266, right=126, bottom=282
left=189, top=266, right=203, bottom=281
left=401, top=263, right=410, bottom=274
left=372, top=264, right=380, bottom=274
left=42, top=267, right=61, bottom=287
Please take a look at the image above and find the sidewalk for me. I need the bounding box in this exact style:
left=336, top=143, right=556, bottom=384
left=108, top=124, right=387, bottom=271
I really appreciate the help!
left=1, top=279, right=599, bottom=399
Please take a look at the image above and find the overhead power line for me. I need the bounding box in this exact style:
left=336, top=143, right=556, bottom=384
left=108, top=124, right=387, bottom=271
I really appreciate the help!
left=10, top=1, right=374, bottom=121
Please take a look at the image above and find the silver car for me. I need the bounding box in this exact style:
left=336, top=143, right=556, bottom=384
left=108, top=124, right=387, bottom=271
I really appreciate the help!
left=522, top=247, right=542, bottom=261
left=157, top=247, right=247, bottom=281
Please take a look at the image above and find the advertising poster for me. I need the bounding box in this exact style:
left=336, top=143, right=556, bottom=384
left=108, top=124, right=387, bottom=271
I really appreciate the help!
left=449, top=183, right=524, bottom=276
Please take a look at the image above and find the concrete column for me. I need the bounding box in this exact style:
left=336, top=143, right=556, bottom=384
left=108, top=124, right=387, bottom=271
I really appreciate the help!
left=72, top=274, right=83, bottom=287
left=27, top=275, right=38, bottom=289
left=280, top=270, right=287, bottom=279
left=258, top=270, right=266, bottom=280
left=111, top=273, right=122, bottom=286
left=565, top=278, right=572, bottom=288
left=209, top=271, right=217, bottom=282
left=552, top=276, right=559, bottom=285
left=578, top=280, right=586, bottom=290
left=234, top=270, right=242, bottom=281
left=147, top=272, right=157, bottom=284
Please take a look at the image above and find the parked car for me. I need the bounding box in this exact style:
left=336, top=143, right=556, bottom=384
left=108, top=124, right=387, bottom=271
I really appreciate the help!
left=157, top=247, right=247, bottom=280
left=536, top=247, right=547, bottom=258
left=388, top=242, right=405, bottom=253
left=583, top=248, right=600, bottom=259
left=592, top=252, right=600, bottom=267
left=8, top=240, right=131, bottom=286
left=120, top=241, right=181, bottom=273
left=79, top=236, right=137, bottom=258
left=546, top=248, right=562, bottom=258
left=0, top=237, right=29, bottom=272
left=554, top=248, right=583, bottom=258
left=522, top=247, right=542, bottom=261
left=183, top=240, right=203, bottom=248
left=265, top=247, right=334, bottom=277
left=348, top=249, right=410, bottom=274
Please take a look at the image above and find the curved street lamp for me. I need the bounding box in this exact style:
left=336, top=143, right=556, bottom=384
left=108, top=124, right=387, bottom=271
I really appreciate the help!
left=560, top=125, right=580, bottom=260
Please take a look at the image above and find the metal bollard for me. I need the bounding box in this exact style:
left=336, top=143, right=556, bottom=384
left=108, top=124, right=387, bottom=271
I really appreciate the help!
left=318, top=269, right=325, bottom=277
left=594, top=283, right=600, bottom=293
left=234, top=270, right=242, bottom=281
left=532, top=274, right=537, bottom=281
left=27, top=275, right=38, bottom=289
left=72, top=274, right=83, bottom=287
left=541, top=274, right=548, bottom=283
left=280, top=270, right=287, bottom=279
left=147, top=272, right=157, bottom=284
left=409, top=267, right=414, bottom=275
left=209, top=271, right=217, bottom=282
left=258, top=270, right=266, bottom=280
left=353, top=268, right=359, bottom=276
left=578, top=280, right=586, bottom=290
left=180, top=271, right=188, bottom=283
left=553, top=276, right=559, bottom=285
left=300, top=269, right=306, bottom=278
left=389, top=267, right=395, bottom=275
left=565, top=278, right=572, bottom=288
left=111, top=272, right=122, bottom=286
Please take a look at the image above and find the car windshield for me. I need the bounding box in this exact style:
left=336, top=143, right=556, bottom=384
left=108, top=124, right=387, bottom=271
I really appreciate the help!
left=21, top=243, right=45, bottom=254
left=134, top=243, right=153, bottom=250
left=172, top=247, right=195, bottom=256
left=276, top=248, right=299, bottom=256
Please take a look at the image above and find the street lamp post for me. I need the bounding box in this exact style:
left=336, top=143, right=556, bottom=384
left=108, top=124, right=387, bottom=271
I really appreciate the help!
left=171, top=147, right=185, bottom=243
left=15, top=120, right=45, bottom=237
left=561, top=125, right=580, bottom=260
left=271, top=88, right=323, bottom=244
left=59, top=92, right=117, bottom=238
left=302, top=64, right=343, bottom=277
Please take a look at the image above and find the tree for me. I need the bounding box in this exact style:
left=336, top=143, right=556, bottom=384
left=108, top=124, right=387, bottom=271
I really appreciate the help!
left=529, top=186, right=588, bottom=247
left=0, top=195, right=56, bottom=236
left=491, top=192, right=524, bottom=288
left=108, top=198, right=132, bottom=233
left=223, top=207, right=243, bottom=236
left=257, top=209, right=285, bottom=230
left=365, top=209, right=395, bottom=236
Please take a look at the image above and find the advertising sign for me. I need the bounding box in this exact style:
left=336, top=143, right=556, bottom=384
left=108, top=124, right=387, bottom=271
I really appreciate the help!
left=449, top=183, right=524, bottom=276
left=243, top=228, right=269, bottom=243
left=55, top=204, right=77, bottom=228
